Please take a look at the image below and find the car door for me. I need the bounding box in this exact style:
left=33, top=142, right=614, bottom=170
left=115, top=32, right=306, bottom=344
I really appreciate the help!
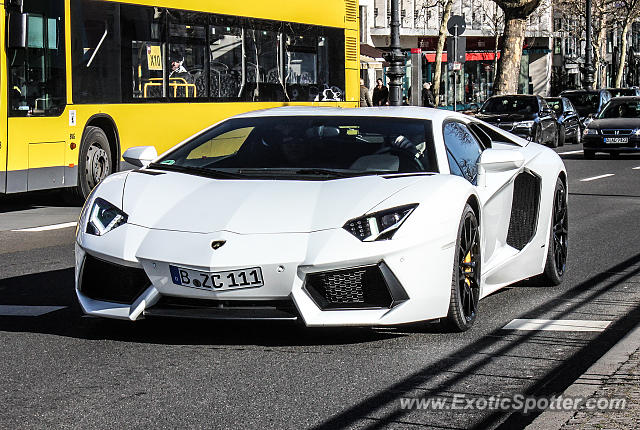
left=539, top=98, right=555, bottom=143
left=443, top=120, right=514, bottom=269
left=563, top=98, right=580, bottom=136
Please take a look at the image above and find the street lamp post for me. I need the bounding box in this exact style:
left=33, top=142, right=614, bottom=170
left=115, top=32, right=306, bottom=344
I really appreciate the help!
left=384, top=0, right=404, bottom=106
left=583, top=0, right=595, bottom=89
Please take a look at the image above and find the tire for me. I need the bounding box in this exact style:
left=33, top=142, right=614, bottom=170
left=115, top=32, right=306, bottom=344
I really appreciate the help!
left=72, top=126, right=114, bottom=202
left=584, top=150, right=595, bottom=159
left=557, top=125, right=565, bottom=147
left=533, top=126, right=543, bottom=145
left=444, top=204, right=481, bottom=332
left=536, top=178, right=568, bottom=286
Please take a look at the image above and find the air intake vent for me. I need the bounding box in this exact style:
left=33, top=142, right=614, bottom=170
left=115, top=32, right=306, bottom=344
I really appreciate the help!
left=507, top=171, right=541, bottom=250
left=80, top=255, right=151, bottom=304
left=304, top=262, right=408, bottom=309
left=345, top=0, right=358, bottom=22
left=345, top=36, right=358, bottom=61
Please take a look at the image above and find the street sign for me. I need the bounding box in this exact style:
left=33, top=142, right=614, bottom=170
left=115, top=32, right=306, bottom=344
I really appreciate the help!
left=447, top=15, right=466, bottom=36
left=447, top=36, right=466, bottom=63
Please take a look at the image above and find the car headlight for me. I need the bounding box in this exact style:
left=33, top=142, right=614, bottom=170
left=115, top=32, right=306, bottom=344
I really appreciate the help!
left=583, top=128, right=598, bottom=135
left=632, top=128, right=640, bottom=135
left=85, top=198, right=128, bottom=236
left=513, top=120, right=535, bottom=128
left=343, top=204, right=417, bottom=241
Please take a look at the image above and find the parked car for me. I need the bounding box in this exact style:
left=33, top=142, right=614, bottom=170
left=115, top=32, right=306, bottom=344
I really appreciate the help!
left=605, top=88, right=640, bottom=97
left=75, top=107, right=567, bottom=332
left=476, top=95, right=559, bottom=147
left=544, top=96, right=582, bottom=145
left=582, top=96, right=640, bottom=159
left=559, top=89, right=612, bottom=128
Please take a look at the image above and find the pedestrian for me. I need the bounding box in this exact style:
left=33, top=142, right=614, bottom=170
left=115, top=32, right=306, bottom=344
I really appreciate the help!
left=422, top=82, right=435, bottom=107
left=359, top=78, right=372, bottom=107
left=372, top=78, right=389, bottom=106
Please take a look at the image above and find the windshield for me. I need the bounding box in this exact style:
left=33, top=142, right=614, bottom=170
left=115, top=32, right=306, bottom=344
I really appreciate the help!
left=608, top=89, right=636, bottom=97
left=153, top=116, right=438, bottom=178
left=562, top=93, right=599, bottom=115
left=598, top=101, right=640, bottom=119
left=480, top=96, right=538, bottom=114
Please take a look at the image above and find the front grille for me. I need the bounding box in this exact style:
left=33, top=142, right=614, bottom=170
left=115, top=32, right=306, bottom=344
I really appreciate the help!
left=80, top=255, right=151, bottom=304
left=497, top=123, right=514, bottom=131
left=506, top=171, right=541, bottom=250
left=305, top=263, right=407, bottom=309
left=601, top=129, right=632, bottom=136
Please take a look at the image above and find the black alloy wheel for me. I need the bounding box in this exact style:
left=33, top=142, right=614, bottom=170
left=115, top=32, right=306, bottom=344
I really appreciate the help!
left=537, top=178, right=568, bottom=285
left=445, top=204, right=481, bottom=331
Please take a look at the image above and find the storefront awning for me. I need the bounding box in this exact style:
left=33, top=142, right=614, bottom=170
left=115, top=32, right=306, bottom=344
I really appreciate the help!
left=424, top=51, right=501, bottom=62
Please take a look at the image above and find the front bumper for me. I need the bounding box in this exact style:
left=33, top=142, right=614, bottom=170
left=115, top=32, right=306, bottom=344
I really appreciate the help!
left=75, top=223, right=454, bottom=326
left=488, top=122, right=534, bottom=140
left=583, top=135, right=640, bottom=153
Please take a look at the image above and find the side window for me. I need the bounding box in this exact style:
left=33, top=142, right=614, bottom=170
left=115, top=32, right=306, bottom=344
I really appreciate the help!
left=9, top=0, right=66, bottom=116
left=443, top=121, right=483, bottom=184
left=167, top=11, right=207, bottom=99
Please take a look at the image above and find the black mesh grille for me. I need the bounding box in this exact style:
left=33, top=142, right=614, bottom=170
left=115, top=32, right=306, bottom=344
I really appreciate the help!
left=80, top=255, right=151, bottom=304
left=305, top=265, right=393, bottom=309
left=601, top=129, right=632, bottom=136
left=507, top=171, right=541, bottom=250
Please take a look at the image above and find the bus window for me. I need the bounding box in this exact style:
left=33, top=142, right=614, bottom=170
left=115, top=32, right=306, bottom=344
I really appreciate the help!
left=9, top=1, right=66, bottom=117
left=70, top=0, right=121, bottom=103
left=245, top=26, right=283, bottom=102
left=167, top=11, right=206, bottom=99
left=209, top=20, right=243, bottom=99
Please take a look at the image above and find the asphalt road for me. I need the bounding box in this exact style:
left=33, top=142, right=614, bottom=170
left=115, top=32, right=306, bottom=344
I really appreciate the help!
left=1, top=145, right=639, bottom=429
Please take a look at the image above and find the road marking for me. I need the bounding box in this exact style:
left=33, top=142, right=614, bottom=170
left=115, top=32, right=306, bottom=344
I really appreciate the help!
left=633, top=166, right=640, bottom=170
left=580, top=174, right=615, bottom=182
left=502, top=319, right=611, bottom=332
left=558, top=150, right=583, bottom=155
left=0, top=305, right=67, bottom=317
left=11, top=222, right=77, bottom=232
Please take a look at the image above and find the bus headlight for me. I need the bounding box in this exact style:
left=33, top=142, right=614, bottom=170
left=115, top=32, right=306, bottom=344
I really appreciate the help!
left=86, top=198, right=128, bottom=236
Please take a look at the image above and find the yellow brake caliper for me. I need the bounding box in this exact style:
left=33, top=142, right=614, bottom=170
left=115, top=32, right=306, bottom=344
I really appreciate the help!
left=464, top=252, right=472, bottom=287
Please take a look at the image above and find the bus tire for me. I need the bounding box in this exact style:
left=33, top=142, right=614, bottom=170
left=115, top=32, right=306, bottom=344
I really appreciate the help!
left=73, top=126, right=113, bottom=202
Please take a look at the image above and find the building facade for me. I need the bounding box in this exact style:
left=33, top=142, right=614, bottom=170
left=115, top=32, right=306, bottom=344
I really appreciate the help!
left=359, top=0, right=554, bottom=106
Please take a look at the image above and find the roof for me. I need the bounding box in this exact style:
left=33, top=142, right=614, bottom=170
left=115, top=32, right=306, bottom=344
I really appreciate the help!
left=232, top=106, right=468, bottom=122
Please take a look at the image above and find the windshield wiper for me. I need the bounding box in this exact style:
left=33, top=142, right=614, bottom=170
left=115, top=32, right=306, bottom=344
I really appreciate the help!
left=236, top=168, right=356, bottom=178
left=147, top=163, right=243, bottom=179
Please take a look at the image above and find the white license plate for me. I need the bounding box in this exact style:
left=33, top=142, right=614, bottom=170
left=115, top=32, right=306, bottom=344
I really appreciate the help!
left=604, top=137, right=628, bottom=143
left=169, top=265, right=264, bottom=291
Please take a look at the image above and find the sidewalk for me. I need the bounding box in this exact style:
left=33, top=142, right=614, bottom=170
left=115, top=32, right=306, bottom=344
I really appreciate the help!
left=526, top=324, right=640, bottom=429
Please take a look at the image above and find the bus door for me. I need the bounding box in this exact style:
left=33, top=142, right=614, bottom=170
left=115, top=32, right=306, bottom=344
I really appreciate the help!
left=0, top=8, right=6, bottom=193
left=5, top=0, right=69, bottom=193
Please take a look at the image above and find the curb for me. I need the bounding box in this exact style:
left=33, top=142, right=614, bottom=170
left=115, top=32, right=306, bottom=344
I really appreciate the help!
left=525, top=322, right=640, bottom=430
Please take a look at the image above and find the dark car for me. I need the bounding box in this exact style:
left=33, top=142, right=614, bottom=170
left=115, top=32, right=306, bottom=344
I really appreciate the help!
left=582, top=96, right=640, bottom=159
left=476, top=95, right=559, bottom=147
left=544, top=96, right=582, bottom=145
left=606, top=88, right=640, bottom=97
left=559, top=89, right=612, bottom=128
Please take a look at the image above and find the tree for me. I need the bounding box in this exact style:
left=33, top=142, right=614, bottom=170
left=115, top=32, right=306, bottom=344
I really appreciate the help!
left=614, top=0, right=640, bottom=87
left=492, top=0, right=544, bottom=94
left=416, top=0, right=454, bottom=105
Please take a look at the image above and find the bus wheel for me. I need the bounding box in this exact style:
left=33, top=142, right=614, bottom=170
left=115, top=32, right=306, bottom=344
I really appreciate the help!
left=75, top=126, right=113, bottom=201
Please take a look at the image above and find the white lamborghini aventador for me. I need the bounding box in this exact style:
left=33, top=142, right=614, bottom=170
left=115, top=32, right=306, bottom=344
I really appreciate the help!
left=75, top=107, right=567, bottom=331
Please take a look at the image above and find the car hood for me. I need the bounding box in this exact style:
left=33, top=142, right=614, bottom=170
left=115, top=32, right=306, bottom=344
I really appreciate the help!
left=588, top=118, right=640, bottom=129
left=476, top=113, right=534, bottom=123
left=121, top=170, right=425, bottom=234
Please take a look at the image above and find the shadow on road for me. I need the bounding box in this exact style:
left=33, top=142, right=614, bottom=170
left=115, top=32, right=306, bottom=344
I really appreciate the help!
left=0, top=268, right=405, bottom=346
left=0, top=190, right=82, bottom=213
left=307, top=253, right=640, bottom=430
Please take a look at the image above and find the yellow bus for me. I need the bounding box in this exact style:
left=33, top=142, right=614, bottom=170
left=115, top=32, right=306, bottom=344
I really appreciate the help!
left=1, top=0, right=359, bottom=198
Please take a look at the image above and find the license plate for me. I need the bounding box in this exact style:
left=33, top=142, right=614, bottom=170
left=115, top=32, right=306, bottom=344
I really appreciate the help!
left=169, top=265, right=264, bottom=291
left=604, top=137, right=628, bottom=143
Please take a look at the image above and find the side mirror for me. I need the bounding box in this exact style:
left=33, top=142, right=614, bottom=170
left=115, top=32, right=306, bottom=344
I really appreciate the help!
left=7, top=13, right=27, bottom=49
left=477, top=149, right=524, bottom=187
left=123, top=146, right=158, bottom=168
